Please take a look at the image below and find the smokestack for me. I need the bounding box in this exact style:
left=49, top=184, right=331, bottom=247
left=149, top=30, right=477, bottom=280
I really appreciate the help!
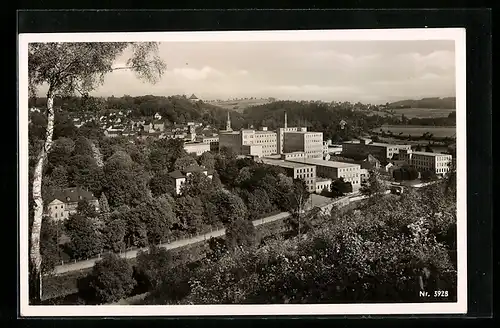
left=284, top=111, right=287, bottom=129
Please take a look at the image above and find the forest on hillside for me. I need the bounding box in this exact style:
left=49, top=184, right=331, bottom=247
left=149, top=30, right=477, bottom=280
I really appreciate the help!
left=387, top=97, right=456, bottom=109
left=29, top=96, right=456, bottom=143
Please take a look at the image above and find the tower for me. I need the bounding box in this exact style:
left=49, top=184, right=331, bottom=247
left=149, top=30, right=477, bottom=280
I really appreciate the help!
left=226, top=111, right=232, bottom=131
left=284, top=111, right=288, bottom=129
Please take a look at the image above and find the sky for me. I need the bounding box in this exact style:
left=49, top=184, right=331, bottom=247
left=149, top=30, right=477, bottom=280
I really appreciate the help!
left=88, top=40, right=456, bottom=104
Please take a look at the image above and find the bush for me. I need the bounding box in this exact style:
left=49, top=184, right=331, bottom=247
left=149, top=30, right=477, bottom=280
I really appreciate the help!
left=86, top=253, right=136, bottom=304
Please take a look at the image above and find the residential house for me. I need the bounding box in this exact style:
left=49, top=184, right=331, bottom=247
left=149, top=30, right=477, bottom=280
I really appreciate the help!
left=45, top=187, right=100, bottom=221
left=169, top=165, right=214, bottom=195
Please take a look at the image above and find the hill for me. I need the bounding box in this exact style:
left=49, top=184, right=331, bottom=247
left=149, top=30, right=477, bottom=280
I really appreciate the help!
left=241, top=100, right=400, bottom=142
left=388, top=97, right=456, bottom=109
left=209, top=98, right=273, bottom=113
left=30, top=95, right=247, bottom=130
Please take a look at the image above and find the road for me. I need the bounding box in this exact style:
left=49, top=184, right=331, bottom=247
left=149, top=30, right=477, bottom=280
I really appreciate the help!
left=50, top=192, right=372, bottom=276
left=51, top=210, right=292, bottom=276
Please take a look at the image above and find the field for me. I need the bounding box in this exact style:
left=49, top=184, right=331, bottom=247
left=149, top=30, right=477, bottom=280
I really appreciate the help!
left=209, top=99, right=272, bottom=112
left=360, top=108, right=455, bottom=119
left=391, top=108, right=456, bottom=118
left=373, top=125, right=456, bottom=138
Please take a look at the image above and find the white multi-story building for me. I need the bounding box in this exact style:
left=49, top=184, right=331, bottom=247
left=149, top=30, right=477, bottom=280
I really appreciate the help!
left=342, top=138, right=412, bottom=161
left=399, top=149, right=452, bottom=175
left=219, top=110, right=323, bottom=159
left=258, top=158, right=317, bottom=193
left=253, top=128, right=278, bottom=157
left=184, top=142, right=211, bottom=156
left=283, top=130, right=324, bottom=159
left=287, top=158, right=362, bottom=191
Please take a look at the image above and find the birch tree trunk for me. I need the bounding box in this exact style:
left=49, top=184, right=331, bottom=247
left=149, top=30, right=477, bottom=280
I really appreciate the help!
left=30, top=89, right=55, bottom=302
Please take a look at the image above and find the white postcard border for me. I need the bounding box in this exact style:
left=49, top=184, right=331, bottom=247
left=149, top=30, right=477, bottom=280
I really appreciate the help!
left=18, top=28, right=467, bottom=317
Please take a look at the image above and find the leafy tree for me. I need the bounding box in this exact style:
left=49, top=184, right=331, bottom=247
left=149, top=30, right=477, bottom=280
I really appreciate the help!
left=132, top=195, right=177, bottom=245
left=175, top=195, right=205, bottom=233
left=425, top=144, right=434, bottom=152
left=53, top=112, right=78, bottom=140
left=421, top=170, right=438, bottom=182
left=360, top=170, right=385, bottom=197
left=29, top=42, right=165, bottom=301
left=135, top=245, right=173, bottom=291
left=241, top=188, right=274, bottom=219
left=211, top=171, right=223, bottom=188
left=149, top=139, right=187, bottom=172
left=46, top=165, right=69, bottom=190
left=68, top=154, right=104, bottom=195
left=125, top=215, right=149, bottom=249
left=65, top=214, right=102, bottom=260
left=73, top=136, right=95, bottom=158
left=225, top=218, right=259, bottom=251
left=103, top=156, right=150, bottom=208
left=99, top=192, right=111, bottom=221
left=40, top=217, right=61, bottom=274
left=149, top=170, right=176, bottom=197
left=180, top=171, right=215, bottom=198
left=174, top=156, right=198, bottom=171
left=47, top=137, right=75, bottom=169
left=181, top=184, right=457, bottom=305
left=199, top=151, right=216, bottom=170
left=393, top=166, right=419, bottom=181
left=330, top=178, right=353, bottom=196
left=205, top=190, right=248, bottom=226
left=102, top=219, right=126, bottom=253
left=77, top=199, right=98, bottom=219
left=87, top=253, right=136, bottom=304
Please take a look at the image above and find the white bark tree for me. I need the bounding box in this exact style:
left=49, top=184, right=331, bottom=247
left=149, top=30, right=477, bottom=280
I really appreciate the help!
left=28, top=42, right=166, bottom=302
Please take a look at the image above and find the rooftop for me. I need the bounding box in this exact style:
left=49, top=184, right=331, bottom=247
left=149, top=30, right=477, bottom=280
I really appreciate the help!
left=406, top=150, right=452, bottom=157
left=46, top=187, right=97, bottom=204
left=285, top=130, right=322, bottom=134
left=343, top=140, right=411, bottom=148
left=258, top=158, right=315, bottom=170
left=255, top=130, right=277, bottom=135
left=287, top=158, right=361, bottom=169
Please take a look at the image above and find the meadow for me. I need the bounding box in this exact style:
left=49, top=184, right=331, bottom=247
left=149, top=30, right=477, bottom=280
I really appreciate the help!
left=210, top=99, right=272, bottom=112
left=391, top=108, right=456, bottom=118
left=373, top=124, right=456, bottom=138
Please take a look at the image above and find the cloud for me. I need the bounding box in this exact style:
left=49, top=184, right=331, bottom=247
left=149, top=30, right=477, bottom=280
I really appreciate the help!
left=270, top=84, right=360, bottom=95
left=171, top=66, right=224, bottom=81
left=418, top=72, right=442, bottom=80
left=407, top=50, right=455, bottom=70
left=234, top=69, right=249, bottom=76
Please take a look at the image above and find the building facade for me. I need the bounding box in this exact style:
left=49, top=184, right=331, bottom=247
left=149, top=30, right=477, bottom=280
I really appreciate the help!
left=168, top=165, right=213, bottom=195
left=399, top=149, right=452, bottom=175
left=315, top=177, right=333, bottom=194
left=283, top=130, right=324, bottom=159
left=342, top=139, right=412, bottom=161
left=258, top=158, right=317, bottom=193
left=183, top=142, right=211, bottom=156
left=45, top=187, right=100, bottom=221
left=287, top=158, right=362, bottom=191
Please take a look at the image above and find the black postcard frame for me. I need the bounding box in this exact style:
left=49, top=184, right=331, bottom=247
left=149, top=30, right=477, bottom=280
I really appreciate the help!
left=12, top=7, right=493, bottom=325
